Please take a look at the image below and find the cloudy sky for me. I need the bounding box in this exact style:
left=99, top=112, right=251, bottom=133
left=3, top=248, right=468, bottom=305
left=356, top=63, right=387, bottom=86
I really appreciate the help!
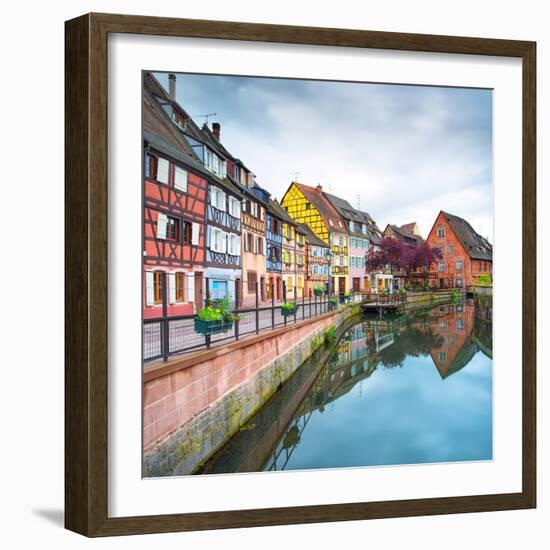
left=154, top=72, right=493, bottom=241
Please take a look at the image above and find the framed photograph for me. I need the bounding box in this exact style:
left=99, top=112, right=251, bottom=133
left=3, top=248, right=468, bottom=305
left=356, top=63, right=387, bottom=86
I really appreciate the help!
left=65, top=13, right=536, bottom=537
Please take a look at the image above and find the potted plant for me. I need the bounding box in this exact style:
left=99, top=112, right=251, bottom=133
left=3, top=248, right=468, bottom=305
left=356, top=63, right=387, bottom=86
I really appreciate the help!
left=281, top=302, right=299, bottom=317
left=313, top=284, right=324, bottom=297
left=328, top=297, right=338, bottom=310
left=343, top=291, right=353, bottom=303
left=194, top=295, right=239, bottom=335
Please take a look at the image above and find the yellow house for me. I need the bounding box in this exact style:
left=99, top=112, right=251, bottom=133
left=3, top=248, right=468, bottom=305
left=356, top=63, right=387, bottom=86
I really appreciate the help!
left=282, top=182, right=349, bottom=295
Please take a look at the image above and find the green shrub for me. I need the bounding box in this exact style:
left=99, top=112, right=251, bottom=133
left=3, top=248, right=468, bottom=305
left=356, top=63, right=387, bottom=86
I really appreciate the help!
left=324, top=325, right=336, bottom=345
left=476, top=274, right=492, bottom=287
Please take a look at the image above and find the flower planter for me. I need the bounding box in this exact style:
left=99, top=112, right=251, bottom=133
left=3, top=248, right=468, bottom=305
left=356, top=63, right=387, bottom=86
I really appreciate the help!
left=313, top=288, right=323, bottom=297
left=328, top=302, right=337, bottom=311
left=194, top=316, right=234, bottom=335
left=281, top=305, right=299, bottom=317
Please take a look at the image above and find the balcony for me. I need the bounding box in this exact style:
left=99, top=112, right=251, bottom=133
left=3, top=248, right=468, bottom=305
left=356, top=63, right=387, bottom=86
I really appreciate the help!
left=267, top=258, right=283, bottom=272
left=206, top=249, right=241, bottom=267
left=207, top=205, right=241, bottom=232
left=331, top=266, right=349, bottom=275
left=266, top=230, right=283, bottom=244
left=331, top=245, right=348, bottom=256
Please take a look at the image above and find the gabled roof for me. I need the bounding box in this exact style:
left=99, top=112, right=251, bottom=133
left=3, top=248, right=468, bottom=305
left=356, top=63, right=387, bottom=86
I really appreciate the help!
left=400, top=222, right=420, bottom=236
left=292, top=183, right=348, bottom=232
left=144, top=73, right=244, bottom=199
left=441, top=211, right=492, bottom=261
left=296, top=223, right=329, bottom=248
left=268, top=199, right=295, bottom=224
left=385, top=224, right=424, bottom=244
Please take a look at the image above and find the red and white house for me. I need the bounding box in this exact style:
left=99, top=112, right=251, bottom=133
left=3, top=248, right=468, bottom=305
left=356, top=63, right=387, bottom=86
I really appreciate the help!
left=143, top=73, right=208, bottom=318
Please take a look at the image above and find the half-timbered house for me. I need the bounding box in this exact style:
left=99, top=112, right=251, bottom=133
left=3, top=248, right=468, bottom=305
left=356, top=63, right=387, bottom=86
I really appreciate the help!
left=281, top=182, right=349, bottom=295
left=266, top=199, right=285, bottom=301
left=143, top=73, right=207, bottom=318
left=297, top=223, right=330, bottom=296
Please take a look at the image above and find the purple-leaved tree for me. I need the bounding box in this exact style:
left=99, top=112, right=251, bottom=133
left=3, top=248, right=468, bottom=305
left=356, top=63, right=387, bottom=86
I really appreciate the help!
left=365, top=237, right=441, bottom=279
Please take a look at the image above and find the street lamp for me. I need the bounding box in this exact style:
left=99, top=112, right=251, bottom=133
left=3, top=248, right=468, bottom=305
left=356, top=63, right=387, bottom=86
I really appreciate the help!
left=326, top=249, right=332, bottom=296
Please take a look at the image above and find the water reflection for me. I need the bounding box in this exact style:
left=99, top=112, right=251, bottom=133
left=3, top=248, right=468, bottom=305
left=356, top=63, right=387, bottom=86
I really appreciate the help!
left=199, top=299, right=493, bottom=474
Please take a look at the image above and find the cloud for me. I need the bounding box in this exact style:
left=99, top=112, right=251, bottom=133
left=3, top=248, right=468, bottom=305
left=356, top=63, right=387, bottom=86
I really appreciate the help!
left=155, top=73, right=493, bottom=240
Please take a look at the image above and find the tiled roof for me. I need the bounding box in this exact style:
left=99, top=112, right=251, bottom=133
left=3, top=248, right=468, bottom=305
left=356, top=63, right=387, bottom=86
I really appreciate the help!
left=442, top=211, right=493, bottom=261
left=293, top=183, right=348, bottom=232
left=386, top=224, right=424, bottom=244
left=400, top=222, right=418, bottom=235
left=296, top=223, right=329, bottom=248
left=268, top=198, right=295, bottom=224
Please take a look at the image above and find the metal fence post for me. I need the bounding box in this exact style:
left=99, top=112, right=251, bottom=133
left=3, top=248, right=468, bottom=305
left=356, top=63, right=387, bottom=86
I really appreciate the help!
left=255, top=282, right=260, bottom=334
left=235, top=280, right=240, bottom=341
left=302, top=286, right=305, bottom=320
left=293, top=285, right=297, bottom=323
left=204, top=276, right=210, bottom=348
left=283, top=280, right=287, bottom=326
left=161, top=271, right=169, bottom=361
left=271, top=281, right=275, bottom=329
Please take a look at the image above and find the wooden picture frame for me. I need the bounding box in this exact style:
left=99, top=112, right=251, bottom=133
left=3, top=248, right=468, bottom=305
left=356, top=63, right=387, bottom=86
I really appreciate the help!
left=65, top=12, right=536, bottom=537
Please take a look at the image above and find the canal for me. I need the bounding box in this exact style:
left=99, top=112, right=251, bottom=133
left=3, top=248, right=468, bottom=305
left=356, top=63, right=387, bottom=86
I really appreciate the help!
left=198, top=298, right=493, bottom=475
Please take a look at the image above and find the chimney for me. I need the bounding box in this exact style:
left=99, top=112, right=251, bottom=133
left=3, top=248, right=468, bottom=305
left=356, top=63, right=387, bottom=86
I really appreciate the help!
left=212, top=122, right=221, bottom=141
left=168, top=74, right=176, bottom=101
left=316, top=184, right=323, bottom=192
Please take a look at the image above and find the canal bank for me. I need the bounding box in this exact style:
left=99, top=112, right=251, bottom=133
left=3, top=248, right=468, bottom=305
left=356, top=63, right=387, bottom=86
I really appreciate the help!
left=144, top=301, right=361, bottom=476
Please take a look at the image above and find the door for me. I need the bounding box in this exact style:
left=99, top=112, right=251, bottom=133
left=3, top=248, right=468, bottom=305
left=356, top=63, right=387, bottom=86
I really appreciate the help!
left=439, top=277, right=445, bottom=289
left=194, top=272, right=203, bottom=309
left=338, top=277, right=346, bottom=295
left=352, top=277, right=360, bottom=292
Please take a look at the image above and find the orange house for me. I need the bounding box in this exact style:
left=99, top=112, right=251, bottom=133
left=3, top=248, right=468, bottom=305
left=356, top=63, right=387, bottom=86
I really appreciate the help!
left=426, top=211, right=492, bottom=289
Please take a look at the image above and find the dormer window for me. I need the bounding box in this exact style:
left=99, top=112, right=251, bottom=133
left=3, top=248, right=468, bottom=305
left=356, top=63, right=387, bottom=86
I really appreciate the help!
left=329, top=219, right=334, bottom=227
left=349, top=221, right=354, bottom=232
left=437, top=227, right=446, bottom=237
left=361, top=223, right=367, bottom=234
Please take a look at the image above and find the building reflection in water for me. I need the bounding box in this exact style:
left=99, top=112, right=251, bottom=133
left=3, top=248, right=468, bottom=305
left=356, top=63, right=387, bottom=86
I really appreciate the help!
left=198, top=298, right=493, bottom=474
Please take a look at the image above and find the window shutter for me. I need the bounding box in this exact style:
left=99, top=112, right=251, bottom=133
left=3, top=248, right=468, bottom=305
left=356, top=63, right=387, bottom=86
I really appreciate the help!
left=222, top=232, right=228, bottom=253
left=168, top=272, right=176, bottom=304
left=156, top=212, right=167, bottom=239
left=210, top=187, right=217, bottom=206
left=253, top=235, right=258, bottom=254
left=191, top=222, right=200, bottom=246
left=174, top=166, right=188, bottom=192
left=157, top=158, right=170, bottom=184
left=145, top=272, right=155, bottom=306
left=187, top=273, right=195, bottom=304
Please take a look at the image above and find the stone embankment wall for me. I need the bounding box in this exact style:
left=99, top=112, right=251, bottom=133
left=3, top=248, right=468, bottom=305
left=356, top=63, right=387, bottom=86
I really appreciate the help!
left=398, top=289, right=466, bottom=313
left=143, top=303, right=360, bottom=476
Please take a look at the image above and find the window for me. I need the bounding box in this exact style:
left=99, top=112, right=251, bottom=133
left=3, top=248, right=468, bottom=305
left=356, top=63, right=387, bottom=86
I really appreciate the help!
left=258, top=237, right=264, bottom=255
left=438, top=261, right=445, bottom=272
left=210, top=227, right=227, bottom=253
left=145, top=153, right=158, bottom=179
left=456, top=260, right=463, bottom=271
left=156, top=212, right=180, bottom=242
left=182, top=221, right=192, bottom=244
left=228, top=196, right=240, bottom=218
left=456, top=278, right=463, bottom=288
left=456, top=319, right=464, bottom=330
left=448, top=244, right=454, bottom=254
left=247, top=271, right=257, bottom=293
left=174, top=165, right=188, bottom=192
left=437, top=227, right=446, bottom=237
left=175, top=272, right=185, bottom=302
left=306, top=203, right=311, bottom=210
left=228, top=234, right=240, bottom=256
left=166, top=216, right=180, bottom=241
left=349, top=221, right=355, bottom=232
left=329, top=219, right=334, bottom=227
left=154, top=272, right=163, bottom=305
left=210, top=186, right=226, bottom=211
left=438, top=352, right=447, bottom=361
left=339, top=236, right=344, bottom=246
